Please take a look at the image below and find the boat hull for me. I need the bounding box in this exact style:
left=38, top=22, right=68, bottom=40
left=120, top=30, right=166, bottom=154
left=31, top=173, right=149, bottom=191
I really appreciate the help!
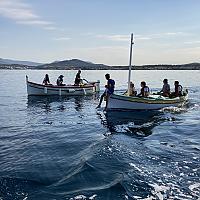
left=27, top=80, right=100, bottom=96
left=107, top=94, right=188, bottom=110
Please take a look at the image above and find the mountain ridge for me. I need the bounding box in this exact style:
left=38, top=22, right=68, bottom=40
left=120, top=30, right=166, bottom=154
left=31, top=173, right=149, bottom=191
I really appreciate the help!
left=0, top=58, right=200, bottom=70
left=0, top=58, right=43, bottom=66
left=37, top=58, right=110, bottom=70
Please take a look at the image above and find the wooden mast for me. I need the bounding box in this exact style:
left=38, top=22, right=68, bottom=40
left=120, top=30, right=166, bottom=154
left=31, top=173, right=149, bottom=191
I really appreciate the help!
left=127, top=33, right=134, bottom=96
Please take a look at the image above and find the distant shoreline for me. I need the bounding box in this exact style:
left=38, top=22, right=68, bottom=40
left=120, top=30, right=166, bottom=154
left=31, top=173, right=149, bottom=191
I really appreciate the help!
left=0, top=58, right=200, bottom=70
left=1, top=68, right=200, bottom=70
left=0, top=66, right=200, bottom=70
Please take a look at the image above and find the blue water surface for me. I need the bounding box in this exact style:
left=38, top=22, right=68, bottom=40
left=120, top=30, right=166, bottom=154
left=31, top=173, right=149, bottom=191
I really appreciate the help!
left=0, top=70, right=199, bottom=200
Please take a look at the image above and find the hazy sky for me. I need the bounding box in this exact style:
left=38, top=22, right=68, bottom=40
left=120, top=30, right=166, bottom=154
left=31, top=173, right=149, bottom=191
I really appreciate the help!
left=0, top=0, right=200, bottom=65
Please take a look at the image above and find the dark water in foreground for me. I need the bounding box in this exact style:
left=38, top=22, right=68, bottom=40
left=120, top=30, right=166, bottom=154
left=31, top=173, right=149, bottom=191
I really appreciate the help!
left=0, top=70, right=200, bottom=200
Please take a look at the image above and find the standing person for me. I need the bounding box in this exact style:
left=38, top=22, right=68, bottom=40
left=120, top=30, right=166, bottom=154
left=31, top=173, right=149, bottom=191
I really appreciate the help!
left=42, top=74, right=50, bottom=85
left=96, top=73, right=115, bottom=109
left=160, top=79, right=170, bottom=97
left=74, top=70, right=82, bottom=85
left=137, top=81, right=150, bottom=97
left=56, top=75, right=65, bottom=86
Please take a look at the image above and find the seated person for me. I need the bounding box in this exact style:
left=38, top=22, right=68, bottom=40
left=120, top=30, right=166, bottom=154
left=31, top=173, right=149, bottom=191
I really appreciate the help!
left=56, top=75, right=65, bottom=86
left=159, top=78, right=170, bottom=97
left=43, top=74, right=50, bottom=85
left=137, top=81, right=150, bottom=97
left=74, top=70, right=82, bottom=85
left=129, top=82, right=137, bottom=96
left=97, top=73, right=115, bottom=109
left=170, top=81, right=183, bottom=97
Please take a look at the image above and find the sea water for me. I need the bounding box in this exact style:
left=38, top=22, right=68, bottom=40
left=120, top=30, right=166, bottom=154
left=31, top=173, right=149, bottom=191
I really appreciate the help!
left=0, top=70, right=199, bottom=200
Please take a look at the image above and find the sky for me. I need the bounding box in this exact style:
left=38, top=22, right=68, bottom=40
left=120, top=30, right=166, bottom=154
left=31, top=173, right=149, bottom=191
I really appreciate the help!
left=0, top=0, right=200, bottom=65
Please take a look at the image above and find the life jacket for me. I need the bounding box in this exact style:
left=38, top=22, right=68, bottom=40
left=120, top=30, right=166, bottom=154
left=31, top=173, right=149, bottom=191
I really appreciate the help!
left=141, top=86, right=149, bottom=96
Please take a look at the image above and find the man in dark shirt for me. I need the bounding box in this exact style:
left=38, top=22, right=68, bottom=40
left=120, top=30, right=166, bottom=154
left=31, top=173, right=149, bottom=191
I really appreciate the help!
left=97, top=73, right=115, bottom=109
left=74, top=70, right=82, bottom=85
left=43, top=74, right=50, bottom=85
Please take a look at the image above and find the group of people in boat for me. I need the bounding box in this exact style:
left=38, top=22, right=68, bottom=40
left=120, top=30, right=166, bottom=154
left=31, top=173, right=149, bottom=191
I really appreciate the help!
left=128, top=78, right=183, bottom=98
left=96, top=74, right=184, bottom=109
left=42, top=70, right=83, bottom=86
left=42, top=71, right=184, bottom=110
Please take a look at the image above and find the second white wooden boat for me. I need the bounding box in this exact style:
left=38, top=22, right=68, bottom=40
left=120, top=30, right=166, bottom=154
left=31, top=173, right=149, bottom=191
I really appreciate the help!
left=107, top=93, right=188, bottom=110
left=26, top=76, right=100, bottom=96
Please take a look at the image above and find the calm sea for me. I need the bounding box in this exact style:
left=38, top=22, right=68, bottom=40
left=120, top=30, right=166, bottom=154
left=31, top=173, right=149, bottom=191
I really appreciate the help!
left=0, top=70, right=199, bottom=200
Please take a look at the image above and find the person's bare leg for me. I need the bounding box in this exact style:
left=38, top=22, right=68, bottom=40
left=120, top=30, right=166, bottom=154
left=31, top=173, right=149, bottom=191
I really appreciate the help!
left=96, top=92, right=105, bottom=108
left=104, top=94, right=110, bottom=111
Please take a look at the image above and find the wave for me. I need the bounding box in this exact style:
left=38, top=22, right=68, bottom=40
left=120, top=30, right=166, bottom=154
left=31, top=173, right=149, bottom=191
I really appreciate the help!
left=46, top=161, right=124, bottom=194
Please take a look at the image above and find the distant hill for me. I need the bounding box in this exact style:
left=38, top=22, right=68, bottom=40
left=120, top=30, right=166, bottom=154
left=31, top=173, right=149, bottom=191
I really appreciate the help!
left=0, top=58, right=42, bottom=66
left=0, top=58, right=200, bottom=70
left=36, top=59, right=110, bottom=70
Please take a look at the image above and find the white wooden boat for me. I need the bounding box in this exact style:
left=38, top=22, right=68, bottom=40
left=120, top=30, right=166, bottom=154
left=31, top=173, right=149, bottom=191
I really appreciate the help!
left=107, top=34, right=188, bottom=111
left=26, top=76, right=100, bottom=96
left=107, top=93, right=188, bottom=110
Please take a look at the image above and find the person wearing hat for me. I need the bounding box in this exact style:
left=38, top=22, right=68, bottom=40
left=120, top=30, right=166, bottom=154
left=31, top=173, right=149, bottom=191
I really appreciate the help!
left=56, top=75, right=65, bottom=86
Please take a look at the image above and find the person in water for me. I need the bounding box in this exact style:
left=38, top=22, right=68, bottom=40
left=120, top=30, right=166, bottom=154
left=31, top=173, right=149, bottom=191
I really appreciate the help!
left=137, top=81, right=150, bottom=97
left=43, top=74, right=50, bottom=85
left=97, top=73, right=115, bottom=109
left=160, top=78, right=170, bottom=97
left=74, top=70, right=82, bottom=85
left=56, top=75, right=65, bottom=86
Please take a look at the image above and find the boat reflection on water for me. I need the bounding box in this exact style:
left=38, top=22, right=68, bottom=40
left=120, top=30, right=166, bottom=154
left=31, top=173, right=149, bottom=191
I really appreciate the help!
left=27, top=94, right=99, bottom=113
left=101, top=110, right=164, bottom=137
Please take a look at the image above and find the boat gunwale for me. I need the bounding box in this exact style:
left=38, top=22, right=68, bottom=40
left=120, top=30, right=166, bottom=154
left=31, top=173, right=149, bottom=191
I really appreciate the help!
left=27, top=80, right=95, bottom=89
left=28, top=84, right=94, bottom=92
left=110, top=93, right=188, bottom=105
